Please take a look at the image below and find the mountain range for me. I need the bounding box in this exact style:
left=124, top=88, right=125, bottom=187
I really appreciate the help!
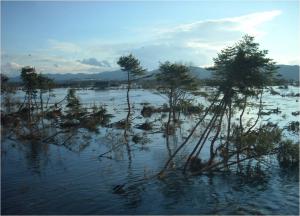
left=7, top=64, right=299, bottom=83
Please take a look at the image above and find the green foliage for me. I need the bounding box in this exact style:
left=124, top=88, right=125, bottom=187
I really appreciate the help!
left=21, top=66, right=54, bottom=97
left=156, top=61, right=199, bottom=122
left=21, top=66, right=39, bottom=93
left=209, top=35, right=278, bottom=96
left=66, top=88, right=82, bottom=117
left=156, top=61, right=198, bottom=92
left=286, top=121, right=299, bottom=133
left=81, top=106, right=111, bottom=132
left=254, top=126, right=281, bottom=156
left=117, top=54, right=146, bottom=78
left=1, top=74, right=9, bottom=93
left=238, top=125, right=282, bottom=157
left=141, top=105, right=169, bottom=117
left=37, top=74, right=54, bottom=92
left=137, top=120, right=153, bottom=131
left=277, top=140, right=299, bottom=167
left=177, top=100, right=204, bottom=115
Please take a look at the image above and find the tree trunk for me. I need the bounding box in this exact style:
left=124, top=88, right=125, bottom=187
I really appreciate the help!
left=183, top=98, right=225, bottom=173
left=166, top=89, right=173, bottom=135
left=159, top=93, right=221, bottom=175
left=40, top=90, right=45, bottom=128
left=208, top=103, right=226, bottom=165
left=237, top=95, right=247, bottom=169
left=224, top=98, right=232, bottom=168
left=124, top=72, right=131, bottom=140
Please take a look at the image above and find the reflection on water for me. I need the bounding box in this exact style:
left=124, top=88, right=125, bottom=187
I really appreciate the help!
left=1, top=88, right=299, bottom=214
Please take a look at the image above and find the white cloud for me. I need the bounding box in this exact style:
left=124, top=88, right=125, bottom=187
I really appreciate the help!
left=1, top=53, right=116, bottom=76
left=127, top=10, right=282, bottom=68
left=151, top=10, right=281, bottom=39
left=35, top=57, right=116, bottom=74
left=1, top=62, right=23, bottom=76
left=48, top=39, right=82, bottom=53
left=78, top=58, right=111, bottom=67
left=227, top=10, right=282, bottom=36
left=2, top=10, right=283, bottom=74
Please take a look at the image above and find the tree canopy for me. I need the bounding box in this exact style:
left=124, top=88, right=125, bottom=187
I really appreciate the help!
left=209, top=35, right=278, bottom=96
left=156, top=61, right=198, bottom=92
left=117, top=54, right=146, bottom=78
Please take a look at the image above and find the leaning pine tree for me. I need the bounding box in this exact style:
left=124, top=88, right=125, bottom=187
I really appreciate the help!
left=159, top=35, right=278, bottom=176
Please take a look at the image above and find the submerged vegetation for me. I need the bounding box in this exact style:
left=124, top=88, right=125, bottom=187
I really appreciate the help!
left=158, top=35, right=298, bottom=176
left=1, top=66, right=112, bottom=150
left=1, top=35, right=299, bottom=185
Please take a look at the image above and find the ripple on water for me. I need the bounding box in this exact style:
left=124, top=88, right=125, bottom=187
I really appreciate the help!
left=2, top=88, right=299, bottom=215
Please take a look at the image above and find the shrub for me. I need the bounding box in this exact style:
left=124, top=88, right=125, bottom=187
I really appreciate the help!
left=277, top=140, right=299, bottom=168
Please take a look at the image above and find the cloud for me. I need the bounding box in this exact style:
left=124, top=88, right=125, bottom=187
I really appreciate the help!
left=48, top=39, right=81, bottom=53
left=151, top=10, right=281, bottom=40
left=1, top=53, right=117, bottom=76
left=2, top=10, right=283, bottom=74
left=1, top=62, right=23, bottom=76
left=77, top=58, right=111, bottom=67
left=127, top=10, right=282, bottom=68
left=227, top=10, right=282, bottom=36
left=36, top=58, right=116, bottom=74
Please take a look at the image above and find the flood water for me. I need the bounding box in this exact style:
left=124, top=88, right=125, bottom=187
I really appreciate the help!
left=1, top=86, right=299, bottom=214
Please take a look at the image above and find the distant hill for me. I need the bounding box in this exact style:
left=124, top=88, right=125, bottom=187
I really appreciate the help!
left=189, top=65, right=299, bottom=81
left=46, top=70, right=127, bottom=82
left=7, top=65, right=299, bottom=83
left=276, top=65, right=299, bottom=81
left=8, top=70, right=127, bottom=83
left=189, top=66, right=212, bottom=79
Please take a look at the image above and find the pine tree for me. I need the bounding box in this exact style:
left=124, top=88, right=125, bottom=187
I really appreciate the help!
left=117, top=54, right=145, bottom=139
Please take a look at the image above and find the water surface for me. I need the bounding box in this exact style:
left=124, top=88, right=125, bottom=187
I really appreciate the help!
left=2, top=87, right=299, bottom=214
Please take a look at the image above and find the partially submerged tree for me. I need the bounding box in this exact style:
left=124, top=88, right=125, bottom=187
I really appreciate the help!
left=156, top=61, right=198, bottom=134
left=159, top=35, right=279, bottom=175
left=1, top=74, right=18, bottom=114
left=20, top=66, right=39, bottom=123
left=1, top=74, right=9, bottom=93
left=209, top=35, right=277, bottom=170
left=19, top=67, right=56, bottom=127
left=37, top=73, right=55, bottom=111
left=66, top=88, right=82, bottom=119
left=117, top=54, right=145, bottom=139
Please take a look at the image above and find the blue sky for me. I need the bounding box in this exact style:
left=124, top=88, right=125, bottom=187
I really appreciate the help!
left=1, top=1, right=299, bottom=75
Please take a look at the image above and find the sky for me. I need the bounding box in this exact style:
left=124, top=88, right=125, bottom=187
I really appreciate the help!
left=1, top=0, right=299, bottom=76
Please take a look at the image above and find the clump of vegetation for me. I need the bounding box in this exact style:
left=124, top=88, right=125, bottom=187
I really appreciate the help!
left=65, top=88, right=83, bottom=118
left=141, top=106, right=155, bottom=117
left=109, top=119, right=128, bottom=129
left=136, top=120, right=153, bottom=131
left=156, top=61, right=198, bottom=135
left=260, top=108, right=281, bottom=115
left=189, top=157, right=209, bottom=172
left=141, top=105, right=169, bottom=117
left=277, top=140, right=299, bottom=168
left=80, top=106, right=112, bottom=132
left=284, top=92, right=300, bottom=97
left=178, top=100, right=204, bottom=115
left=45, top=109, right=62, bottom=120
left=1, top=66, right=113, bottom=149
left=285, top=121, right=299, bottom=133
